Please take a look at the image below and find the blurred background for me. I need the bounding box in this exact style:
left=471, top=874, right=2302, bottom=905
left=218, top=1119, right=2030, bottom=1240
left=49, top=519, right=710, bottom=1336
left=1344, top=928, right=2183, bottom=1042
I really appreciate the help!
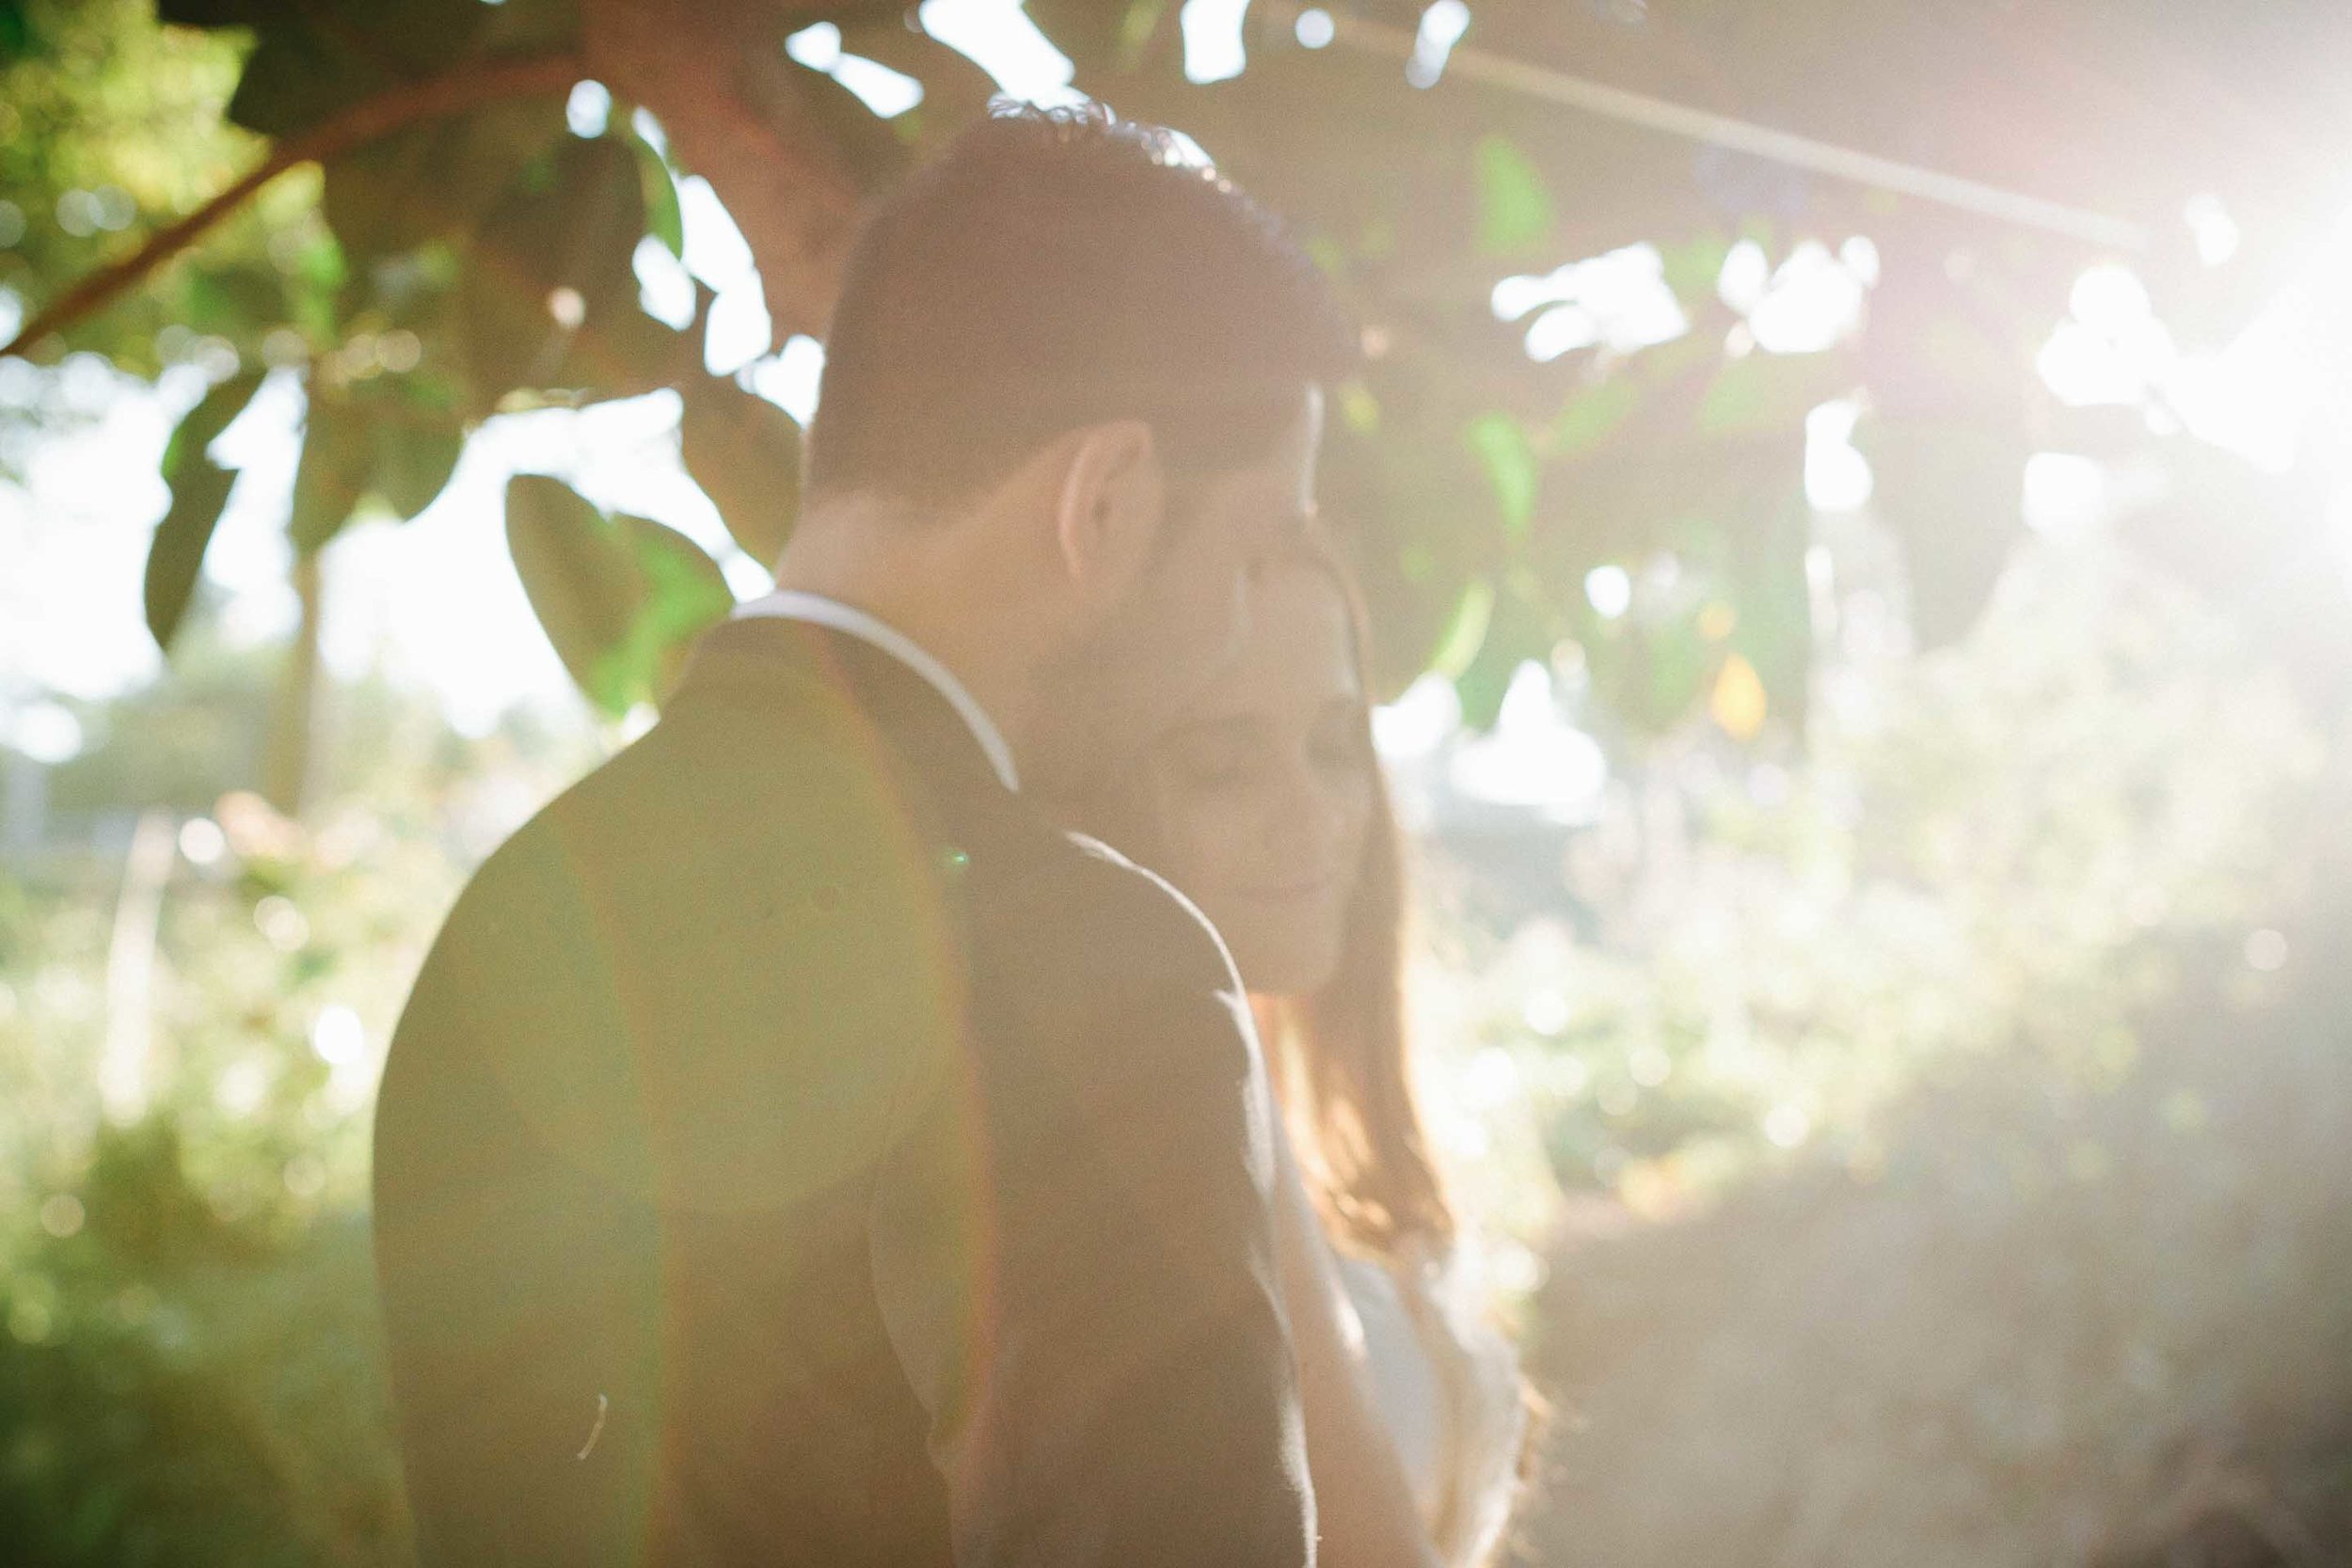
left=5, top=1, right=2351, bottom=1562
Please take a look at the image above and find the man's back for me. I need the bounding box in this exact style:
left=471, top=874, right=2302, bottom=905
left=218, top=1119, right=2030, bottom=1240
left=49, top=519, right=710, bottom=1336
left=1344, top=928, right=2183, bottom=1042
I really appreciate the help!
left=372, top=619, right=1312, bottom=1565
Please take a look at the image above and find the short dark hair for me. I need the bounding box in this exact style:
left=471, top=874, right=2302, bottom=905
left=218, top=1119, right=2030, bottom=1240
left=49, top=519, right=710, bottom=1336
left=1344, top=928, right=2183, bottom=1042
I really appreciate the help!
left=804, top=102, right=1359, bottom=507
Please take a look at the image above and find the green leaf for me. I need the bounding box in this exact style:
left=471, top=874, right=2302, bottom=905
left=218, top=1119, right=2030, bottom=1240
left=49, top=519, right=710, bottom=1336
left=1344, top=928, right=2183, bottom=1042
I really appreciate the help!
left=163, top=369, right=265, bottom=477
left=1643, top=617, right=1713, bottom=729
left=630, top=130, right=684, bottom=258
left=1428, top=577, right=1495, bottom=680
left=155, top=0, right=262, bottom=25
left=1553, top=375, right=1644, bottom=457
left=782, top=59, right=914, bottom=195
left=324, top=98, right=568, bottom=268
left=144, top=464, right=238, bottom=653
left=224, top=0, right=494, bottom=133
left=476, top=0, right=588, bottom=52
left=1697, top=352, right=1850, bottom=436
left=1658, top=232, right=1733, bottom=303
left=289, top=394, right=373, bottom=555
left=1474, top=135, right=1552, bottom=256
left=678, top=376, right=802, bottom=565
left=1860, top=413, right=2028, bottom=648
left=506, top=474, right=644, bottom=715
left=1466, top=412, right=1538, bottom=542
left=368, top=416, right=466, bottom=521
left=182, top=265, right=283, bottom=340
left=0, top=0, right=35, bottom=58
left=1025, top=0, right=1167, bottom=66
left=227, top=26, right=380, bottom=139
left=831, top=15, right=1003, bottom=160
left=461, top=134, right=660, bottom=398
left=145, top=370, right=265, bottom=653
left=504, top=478, right=732, bottom=715
left=1452, top=608, right=1523, bottom=731
left=607, top=514, right=734, bottom=703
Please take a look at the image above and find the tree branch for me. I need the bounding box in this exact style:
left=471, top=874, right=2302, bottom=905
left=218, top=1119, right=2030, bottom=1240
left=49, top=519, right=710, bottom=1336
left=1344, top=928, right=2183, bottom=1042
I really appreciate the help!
left=1, top=51, right=586, bottom=361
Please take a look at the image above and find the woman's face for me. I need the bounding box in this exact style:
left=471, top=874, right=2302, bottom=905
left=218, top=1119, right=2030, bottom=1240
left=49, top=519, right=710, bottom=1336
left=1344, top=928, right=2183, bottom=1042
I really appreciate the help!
left=1138, top=563, right=1376, bottom=997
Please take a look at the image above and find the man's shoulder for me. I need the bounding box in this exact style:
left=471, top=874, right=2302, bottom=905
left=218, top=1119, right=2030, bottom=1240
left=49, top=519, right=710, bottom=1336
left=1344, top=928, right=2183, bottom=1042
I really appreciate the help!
left=979, top=825, right=1244, bottom=1004
left=482, top=673, right=947, bottom=887
left=404, top=677, right=966, bottom=1043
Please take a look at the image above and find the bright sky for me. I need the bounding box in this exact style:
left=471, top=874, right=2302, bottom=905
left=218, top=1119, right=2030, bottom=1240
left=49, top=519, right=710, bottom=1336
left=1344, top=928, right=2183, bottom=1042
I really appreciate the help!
left=3, top=0, right=2345, bottom=801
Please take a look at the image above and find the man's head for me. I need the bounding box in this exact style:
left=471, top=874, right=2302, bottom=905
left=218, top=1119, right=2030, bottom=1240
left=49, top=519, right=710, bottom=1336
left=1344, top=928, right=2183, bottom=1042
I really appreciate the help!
left=786, top=103, right=1359, bottom=791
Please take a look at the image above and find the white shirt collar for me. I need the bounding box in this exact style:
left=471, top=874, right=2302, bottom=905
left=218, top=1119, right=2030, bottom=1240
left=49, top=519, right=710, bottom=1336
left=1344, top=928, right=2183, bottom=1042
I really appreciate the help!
left=731, top=590, right=1021, bottom=793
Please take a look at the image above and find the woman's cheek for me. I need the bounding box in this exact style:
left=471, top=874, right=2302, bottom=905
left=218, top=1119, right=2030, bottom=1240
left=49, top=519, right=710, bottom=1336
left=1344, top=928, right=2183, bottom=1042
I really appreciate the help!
left=1157, top=787, right=1249, bottom=895
left=1328, top=784, right=1375, bottom=877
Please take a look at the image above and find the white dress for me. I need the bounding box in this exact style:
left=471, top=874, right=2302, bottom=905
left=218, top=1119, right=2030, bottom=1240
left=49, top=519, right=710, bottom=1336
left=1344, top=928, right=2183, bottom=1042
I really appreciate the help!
left=1334, top=1239, right=1525, bottom=1567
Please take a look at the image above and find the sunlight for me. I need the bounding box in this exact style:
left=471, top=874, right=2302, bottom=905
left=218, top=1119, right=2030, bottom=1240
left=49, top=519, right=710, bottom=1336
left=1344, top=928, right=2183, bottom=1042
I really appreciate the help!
left=676, top=175, right=756, bottom=291
left=1492, top=242, right=1689, bottom=359
left=744, top=334, right=826, bottom=425
left=786, top=22, right=843, bottom=70
left=1763, top=1101, right=1812, bottom=1148
left=2184, top=193, right=2239, bottom=267
left=1447, top=661, right=1609, bottom=823
left=0, top=700, right=82, bottom=764
left=632, top=235, right=697, bottom=329
left=0, top=360, right=188, bottom=701
left=787, top=23, right=927, bottom=118
left=2041, top=213, right=2352, bottom=474
left=2167, top=272, right=2339, bottom=474
left=315, top=392, right=761, bottom=734
left=2021, top=451, right=2105, bottom=537
left=1743, top=239, right=1871, bottom=354
left=1718, top=238, right=1770, bottom=311
left=706, top=288, right=772, bottom=376
left=1406, top=0, right=1470, bottom=88
left=1804, top=398, right=1873, bottom=511
left=916, top=0, right=1082, bottom=105
left=677, top=176, right=771, bottom=373
left=564, top=79, right=611, bottom=137
left=1372, top=671, right=1463, bottom=761
left=1180, top=0, right=1250, bottom=84
left=831, top=55, right=927, bottom=119
left=1584, top=564, right=1632, bottom=618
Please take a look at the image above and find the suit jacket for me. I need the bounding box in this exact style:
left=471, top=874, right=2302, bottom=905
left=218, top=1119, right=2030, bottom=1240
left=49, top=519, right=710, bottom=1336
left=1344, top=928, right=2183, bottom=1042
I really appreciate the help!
left=372, top=616, right=1315, bottom=1566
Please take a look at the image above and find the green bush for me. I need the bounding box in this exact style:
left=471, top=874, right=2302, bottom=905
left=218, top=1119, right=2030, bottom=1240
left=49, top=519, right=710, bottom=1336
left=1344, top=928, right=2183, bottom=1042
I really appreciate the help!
left=0, top=667, right=593, bottom=1566
left=0, top=1125, right=410, bottom=1567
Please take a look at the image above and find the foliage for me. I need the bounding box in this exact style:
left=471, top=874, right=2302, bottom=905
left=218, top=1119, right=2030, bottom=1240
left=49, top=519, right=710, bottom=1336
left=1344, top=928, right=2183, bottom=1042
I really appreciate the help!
left=5, top=0, right=2334, bottom=737
left=1512, top=851, right=2352, bottom=1567
left=0, top=656, right=593, bottom=1565
left=0, top=0, right=268, bottom=380
left=3, top=6, right=2348, bottom=1561
left=0, top=1183, right=407, bottom=1567
left=1415, top=531, right=2323, bottom=1278
left=1378, top=532, right=2345, bottom=1562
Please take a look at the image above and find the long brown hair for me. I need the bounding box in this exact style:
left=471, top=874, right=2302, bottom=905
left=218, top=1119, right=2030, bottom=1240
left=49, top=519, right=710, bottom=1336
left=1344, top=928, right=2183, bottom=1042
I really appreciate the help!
left=1253, top=550, right=1455, bottom=1259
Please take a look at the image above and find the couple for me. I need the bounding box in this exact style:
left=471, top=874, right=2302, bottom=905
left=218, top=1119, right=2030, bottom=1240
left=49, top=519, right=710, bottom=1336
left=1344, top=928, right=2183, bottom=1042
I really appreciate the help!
left=372, top=103, right=1521, bottom=1568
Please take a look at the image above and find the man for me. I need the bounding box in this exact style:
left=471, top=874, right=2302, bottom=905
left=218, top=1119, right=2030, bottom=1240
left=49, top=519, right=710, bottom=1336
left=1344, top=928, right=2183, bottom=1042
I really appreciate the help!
left=372, top=103, right=1359, bottom=1565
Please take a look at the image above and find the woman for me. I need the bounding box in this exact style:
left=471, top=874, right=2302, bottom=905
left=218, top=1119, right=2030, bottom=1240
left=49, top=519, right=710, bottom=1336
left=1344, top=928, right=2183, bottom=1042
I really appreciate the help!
left=1061, top=548, right=1527, bottom=1568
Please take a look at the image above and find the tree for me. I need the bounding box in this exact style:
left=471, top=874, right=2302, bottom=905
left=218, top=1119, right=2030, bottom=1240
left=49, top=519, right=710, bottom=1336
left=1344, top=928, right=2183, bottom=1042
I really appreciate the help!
left=4, top=0, right=2344, bottom=757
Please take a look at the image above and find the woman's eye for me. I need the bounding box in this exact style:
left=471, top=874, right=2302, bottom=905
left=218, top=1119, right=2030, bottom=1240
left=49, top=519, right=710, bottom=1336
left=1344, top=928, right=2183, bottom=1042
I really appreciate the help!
left=1171, top=752, right=1257, bottom=793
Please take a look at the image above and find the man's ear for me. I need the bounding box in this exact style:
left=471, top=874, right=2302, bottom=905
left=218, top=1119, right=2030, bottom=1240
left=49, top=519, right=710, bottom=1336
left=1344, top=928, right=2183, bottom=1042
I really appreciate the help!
left=1053, top=419, right=1165, bottom=601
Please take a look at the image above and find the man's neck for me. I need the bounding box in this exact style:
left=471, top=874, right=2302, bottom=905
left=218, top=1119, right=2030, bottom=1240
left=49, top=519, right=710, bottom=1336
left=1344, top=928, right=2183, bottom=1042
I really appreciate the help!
left=771, top=509, right=1040, bottom=770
